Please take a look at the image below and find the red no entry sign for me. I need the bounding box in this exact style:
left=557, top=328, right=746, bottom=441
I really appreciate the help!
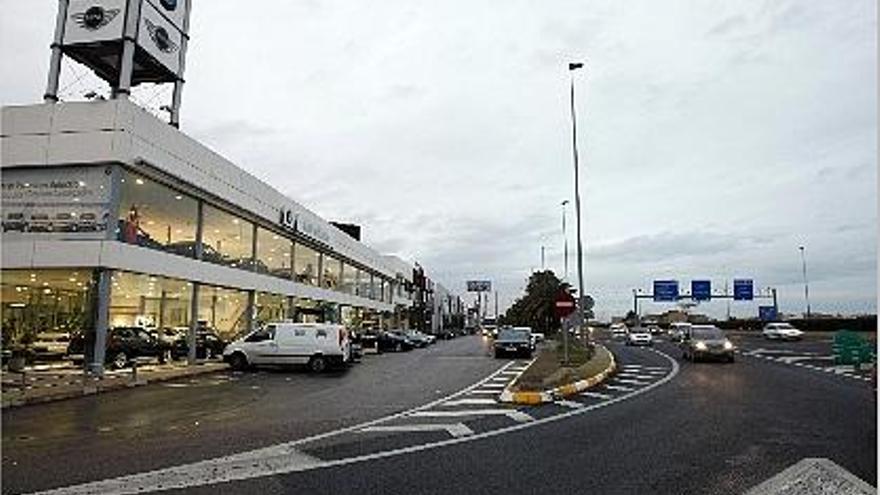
left=554, top=290, right=576, bottom=318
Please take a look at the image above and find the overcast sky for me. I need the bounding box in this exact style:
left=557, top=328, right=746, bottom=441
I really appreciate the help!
left=1, top=0, right=876, bottom=320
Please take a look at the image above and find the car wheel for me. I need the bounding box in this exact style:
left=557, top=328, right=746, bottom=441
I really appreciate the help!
left=728, top=355, right=735, bottom=363
left=111, top=352, right=128, bottom=370
left=309, top=355, right=327, bottom=373
left=158, top=349, right=171, bottom=364
left=228, top=352, right=248, bottom=371
left=395, top=343, right=402, bottom=352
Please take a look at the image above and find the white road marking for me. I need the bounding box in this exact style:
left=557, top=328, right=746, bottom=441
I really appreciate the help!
left=441, top=398, right=497, bottom=406
left=555, top=400, right=584, bottom=409
left=408, top=409, right=534, bottom=423
left=615, top=379, right=648, bottom=386
left=604, top=384, right=634, bottom=392
left=580, top=391, right=611, bottom=400
left=615, top=373, right=653, bottom=380
left=162, top=383, right=189, bottom=388
left=467, top=389, right=502, bottom=395
left=359, top=423, right=474, bottom=438
left=777, top=356, right=819, bottom=364
left=478, top=383, right=508, bottom=389
left=31, top=352, right=679, bottom=495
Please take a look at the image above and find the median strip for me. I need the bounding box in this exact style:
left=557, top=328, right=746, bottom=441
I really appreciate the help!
left=499, top=343, right=617, bottom=405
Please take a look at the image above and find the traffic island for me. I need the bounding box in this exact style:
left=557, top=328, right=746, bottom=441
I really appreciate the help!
left=499, top=341, right=616, bottom=405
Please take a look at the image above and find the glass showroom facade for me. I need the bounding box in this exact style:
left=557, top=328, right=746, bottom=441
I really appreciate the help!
left=1, top=164, right=405, bottom=369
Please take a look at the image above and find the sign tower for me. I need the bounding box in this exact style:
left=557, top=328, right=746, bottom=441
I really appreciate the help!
left=44, top=0, right=192, bottom=126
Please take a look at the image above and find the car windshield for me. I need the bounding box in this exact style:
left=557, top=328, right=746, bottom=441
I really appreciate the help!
left=498, top=329, right=529, bottom=340
left=692, top=328, right=725, bottom=340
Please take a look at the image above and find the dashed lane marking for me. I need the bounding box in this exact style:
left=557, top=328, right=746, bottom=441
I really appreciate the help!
left=604, top=384, right=635, bottom=392
left=359, top=423, right=474, bottom=438
left=441, top=398, right=497, bottom=406
left=580, top=391, right=611, bottom=400
left=555, top=400, right=584, bottom=409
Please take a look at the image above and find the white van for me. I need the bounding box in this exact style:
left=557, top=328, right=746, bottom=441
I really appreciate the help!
left=223, top=323, right=351, bottom=372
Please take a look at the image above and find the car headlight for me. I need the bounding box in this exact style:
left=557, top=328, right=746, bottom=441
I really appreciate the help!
left=723, top=340, right=733, bottom=350
left=694, top=341, right=708, bottom=351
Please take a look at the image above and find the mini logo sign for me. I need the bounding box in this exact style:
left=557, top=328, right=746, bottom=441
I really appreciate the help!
left=279, top=208, right=296, bottom=229
left=72, top=5, right=120, bottom=31
left=160, top=0, right=178, bottom=11
left=144, top=18, right=178, bottom=53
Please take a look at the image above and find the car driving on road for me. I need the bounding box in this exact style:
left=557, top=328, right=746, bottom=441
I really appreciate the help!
left=668, top=322, right=692, bottom=343
left=680, top=325, right=735, bottom=362
left=610, top=323, right=628, bottom=340
left=761, top=322, right=804, bottom=341
left=626, top=327, right=653, bottom=346
left=494, top=327, right=533, bottom=358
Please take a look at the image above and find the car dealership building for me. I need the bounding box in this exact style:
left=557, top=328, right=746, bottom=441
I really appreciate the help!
left=1, top=99, right=416, bottom=372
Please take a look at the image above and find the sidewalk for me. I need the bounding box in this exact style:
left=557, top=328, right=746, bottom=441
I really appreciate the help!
left=1, top=361, right=228, bottom=408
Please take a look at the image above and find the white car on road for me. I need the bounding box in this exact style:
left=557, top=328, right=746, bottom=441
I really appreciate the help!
left=610, top=323, right=628, bottom=340
left=626, top=328, right=653, bottom=346
left=762, top=323, right=804, bottom=341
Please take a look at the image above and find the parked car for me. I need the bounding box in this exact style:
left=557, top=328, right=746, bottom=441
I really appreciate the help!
left=155, top=327, right=187, bottom=346
left=68, top=326, right=172, bottom=369
left=403, top=330, right=433, bottom=347
left=647, top=325, right=663, bottom=335
left=28, top=213, right=52, bottom=232
left=668, top=322, right=693, bottom=343
left=2, top=212, right=27, bottom=232
left=32, top=331, right=72, bottom=360
left=610, top=323, right=628, bottom=340
left=223, top=323, right=351, bottom=372
left=626, top=328, right=653, bottom=347
left=531, top=332, right=545, bottom=343
left=77, top=212, right=106, bottom=231
left=762, top=322, right=804, bottom=341
left=54, top=212, right=78, bottom=232
left=680, top=325, right=735, bottom=362
left=376, top=331, right=415, bottom=352
left=494, top=327, right=534, bottom=358
left=171, top=330, right=226, bottom=360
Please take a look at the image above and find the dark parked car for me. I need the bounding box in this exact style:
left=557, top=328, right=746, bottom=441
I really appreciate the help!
left=401, top=330, right=432, bottom=348
left=435, top=328, right=456, bottom=340
left=494, top=327, right=534, bottom=358
left=680, top=325, right=735, bottom=363
left=171, top=330, right=227, bottom=360
left=67, top=327, right=172, bottom=369
left=377, top=331, right=415, bottom=352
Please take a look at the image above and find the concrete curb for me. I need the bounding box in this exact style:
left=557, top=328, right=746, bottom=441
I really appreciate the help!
left=1, top=362, right=228, bottom=409
left=498, top=345, right=616, bottom=405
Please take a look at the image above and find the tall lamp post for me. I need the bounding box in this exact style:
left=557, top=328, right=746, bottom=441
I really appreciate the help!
left=561, top=200, right=569, bottom=281
left=799, top=246, right=811, bottom=320
left=565, top=61, right=587, bottom=363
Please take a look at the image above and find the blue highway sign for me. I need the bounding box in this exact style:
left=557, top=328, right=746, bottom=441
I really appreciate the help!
left=733, top=279, right=754, bottom=301
left=759, top=306, right=778, bottom=321
left=691, top=280, right=711, bottom=301
left=653, top=280, right=679, bottom=302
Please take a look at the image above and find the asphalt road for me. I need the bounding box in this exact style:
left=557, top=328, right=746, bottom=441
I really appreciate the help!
left=3, top=333, right=876, bottom=495
left=2, top=335, right=503, bottom=494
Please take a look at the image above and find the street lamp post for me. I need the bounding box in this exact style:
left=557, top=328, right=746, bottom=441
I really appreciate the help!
left=561, top=200, right=569, bottom=281
left=567, top=61, right=587, bottom=363
left=799, top=246, right=811, bottom=320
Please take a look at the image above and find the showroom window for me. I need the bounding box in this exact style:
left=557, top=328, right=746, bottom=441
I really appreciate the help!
left=1, top=269, right=96, bottom=364
left=197, top=285, right=250, bottom=342
left=255, top=227, right=292, bottom=279
left=322, top=255, right=342, bottom=290
left=384, top=280, right=393, bottom=303
left=293, top=243, right=320, bottom=286
left=255, top=292, right=289, bottom=327
left=109, top=272, right=192, bottom=333
left=370, top=274, right=380, bottom=301
left=340, top=263, right=358, bottom=295
left=117, top=170, right=198, bottom=257
left=201, top=204, right=254, bottom=270
left=358, top=270, right=372, bottom=299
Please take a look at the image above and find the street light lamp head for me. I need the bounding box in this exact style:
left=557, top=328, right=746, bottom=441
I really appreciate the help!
left=561, top=200, right=569, bottom=206
left=568, top=62, right=585, bottom=71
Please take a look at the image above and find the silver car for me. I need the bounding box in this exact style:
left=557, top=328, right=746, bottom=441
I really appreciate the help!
left=680, top=325, right=735, bottom=363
